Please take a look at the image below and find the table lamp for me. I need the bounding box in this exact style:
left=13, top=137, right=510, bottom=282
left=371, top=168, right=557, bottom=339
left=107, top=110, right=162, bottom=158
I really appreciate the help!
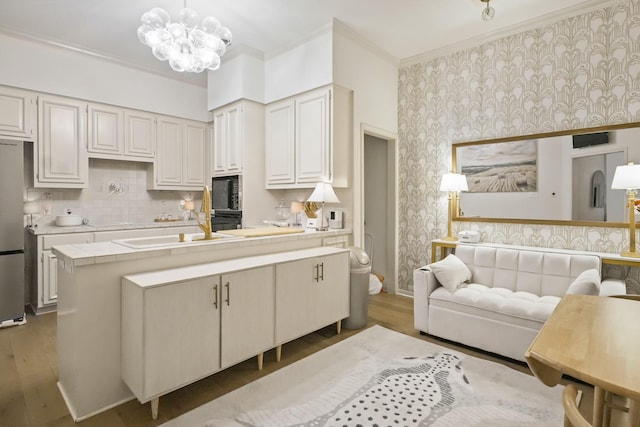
left=290, top=201, right=304, bottom=226
left=24, top=200, right=40, bottom=227
left=440, top=172, right=468, bottom=241
left=307, top=182, right=340, bottom=231
left=183, top=200, right=195, bottom=220
left=611, top=162, right=640, bottom=257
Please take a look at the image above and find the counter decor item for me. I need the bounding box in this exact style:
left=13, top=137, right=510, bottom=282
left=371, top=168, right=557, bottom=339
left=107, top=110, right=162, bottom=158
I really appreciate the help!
left=55, top=211, right=84, bottom=227
left=290, top=201, right=304, bottom=226
left=307, top=182, right=340, bottom=231
left=24, top=201, right=40, bottom=227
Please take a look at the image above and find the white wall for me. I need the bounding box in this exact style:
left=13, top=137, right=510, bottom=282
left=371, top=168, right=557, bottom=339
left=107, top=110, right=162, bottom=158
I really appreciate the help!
left=264, top=29, right=333, bottom=103
left=332, top=24, right=399, bottom=246
left=207, top=50, right=265, bottom=110
left=0, top=33, right=211, bottom=121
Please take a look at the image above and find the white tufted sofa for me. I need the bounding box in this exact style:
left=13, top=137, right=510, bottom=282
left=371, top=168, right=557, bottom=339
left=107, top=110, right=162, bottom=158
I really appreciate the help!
left=413, top=244, right=626, bottom=362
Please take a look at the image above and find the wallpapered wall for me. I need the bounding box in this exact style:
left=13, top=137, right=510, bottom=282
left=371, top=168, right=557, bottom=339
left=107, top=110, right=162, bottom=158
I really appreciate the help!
left=398, top=0, right=640, bottom=293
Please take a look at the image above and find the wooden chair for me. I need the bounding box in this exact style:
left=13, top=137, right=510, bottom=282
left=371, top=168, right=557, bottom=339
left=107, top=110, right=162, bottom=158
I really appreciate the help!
left=563, top=384, right=592, bottom=427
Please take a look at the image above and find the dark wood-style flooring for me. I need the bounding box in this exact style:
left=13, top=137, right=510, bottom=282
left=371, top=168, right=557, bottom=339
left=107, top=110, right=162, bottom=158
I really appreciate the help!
left=0, top=293, right=594, bottom=426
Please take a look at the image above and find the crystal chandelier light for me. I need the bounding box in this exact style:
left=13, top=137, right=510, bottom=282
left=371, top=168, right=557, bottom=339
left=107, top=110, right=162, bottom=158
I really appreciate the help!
left=480, top=0, right=495, bottom=21
left=137, top=5, right=232, bottom=73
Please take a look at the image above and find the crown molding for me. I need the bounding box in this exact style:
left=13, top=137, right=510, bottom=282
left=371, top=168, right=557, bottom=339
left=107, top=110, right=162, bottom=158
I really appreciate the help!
left=332, top=18, right=399, bottom=67
left=0, top=28, right=208, bottom=87
left=400, top=0, right=623, bottom=68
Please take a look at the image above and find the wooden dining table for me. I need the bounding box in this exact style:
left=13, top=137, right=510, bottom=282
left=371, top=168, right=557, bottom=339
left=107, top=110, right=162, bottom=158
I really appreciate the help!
left=525, top=294, right=640, bottom=427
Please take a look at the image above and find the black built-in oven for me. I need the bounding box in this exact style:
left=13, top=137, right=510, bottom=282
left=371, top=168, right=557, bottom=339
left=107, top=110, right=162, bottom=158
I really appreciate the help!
left=211, top=175, right=242, bottom=230
left=212, top=175, right=240, bottom=211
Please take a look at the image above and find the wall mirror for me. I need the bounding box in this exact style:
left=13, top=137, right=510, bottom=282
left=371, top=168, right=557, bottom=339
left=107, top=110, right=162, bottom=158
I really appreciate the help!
left=452, top=122, right=640, bottom=228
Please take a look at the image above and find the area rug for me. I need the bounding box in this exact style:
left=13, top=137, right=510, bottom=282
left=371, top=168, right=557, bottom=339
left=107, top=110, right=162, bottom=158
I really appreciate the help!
left=161, top=325, right=563, bottom=426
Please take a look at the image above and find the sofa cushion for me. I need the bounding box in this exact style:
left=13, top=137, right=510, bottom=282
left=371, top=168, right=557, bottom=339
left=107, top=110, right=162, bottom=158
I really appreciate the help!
left=429, top=254, right=471, bottom=292
left=430, top=284, right=561, bottom=328
left=453, top=244, right=601, bottom=297
left=566, top=268, right=601, bottom=295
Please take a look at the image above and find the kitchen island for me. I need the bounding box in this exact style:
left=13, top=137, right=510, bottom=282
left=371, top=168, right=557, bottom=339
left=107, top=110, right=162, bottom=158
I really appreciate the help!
left=53, top=228, right=351, bottom=421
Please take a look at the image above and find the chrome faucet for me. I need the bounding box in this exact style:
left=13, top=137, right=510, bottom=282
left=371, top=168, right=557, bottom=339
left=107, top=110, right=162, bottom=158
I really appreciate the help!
left=196, top=185, right=214, bottom=240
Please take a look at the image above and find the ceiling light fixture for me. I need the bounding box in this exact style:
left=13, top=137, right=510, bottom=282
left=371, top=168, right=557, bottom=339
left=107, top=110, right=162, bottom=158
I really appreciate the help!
left=137, top=3, right=232, bottom=73
left=480, top=0, right=495, bottom=21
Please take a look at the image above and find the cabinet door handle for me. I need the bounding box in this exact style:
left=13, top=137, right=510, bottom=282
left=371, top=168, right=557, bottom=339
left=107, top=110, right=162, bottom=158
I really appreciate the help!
left=213, top=284, right=218, bottom=309
left=225, top=282, right=230, bottom=306
left=319, top=262, right=324, bottom=281
left=313, top=264, right=319, bottom=283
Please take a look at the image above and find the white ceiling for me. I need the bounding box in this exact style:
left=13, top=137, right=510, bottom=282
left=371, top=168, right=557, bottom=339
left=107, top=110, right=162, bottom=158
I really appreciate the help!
left=0, top=0, right=618, bottom=86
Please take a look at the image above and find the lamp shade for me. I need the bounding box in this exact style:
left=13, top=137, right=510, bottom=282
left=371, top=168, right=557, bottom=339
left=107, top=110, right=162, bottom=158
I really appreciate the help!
left=307, top=182, right=340, bottom=204
left=24, top=201, right=40, bottom=214
left=290, top=201, right=304, bottom=214
left=183, top=200, right=195, bottom=211
left=440, top=173, right=468, bottom=192
left=611, top=163, right=640, bottom=190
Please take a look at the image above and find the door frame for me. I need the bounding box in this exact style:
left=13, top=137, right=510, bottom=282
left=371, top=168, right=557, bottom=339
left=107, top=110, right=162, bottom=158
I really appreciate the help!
left=356, top=123, right=398, bottom=294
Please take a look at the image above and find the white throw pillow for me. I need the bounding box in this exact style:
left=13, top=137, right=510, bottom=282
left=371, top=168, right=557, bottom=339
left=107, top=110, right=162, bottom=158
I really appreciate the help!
left=430, top=254, right=472, bottom=292
left=566, top=269, right=601, bottom=296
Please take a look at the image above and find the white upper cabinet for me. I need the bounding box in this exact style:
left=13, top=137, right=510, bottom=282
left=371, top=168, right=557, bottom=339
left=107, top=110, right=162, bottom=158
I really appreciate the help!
left=87, top=103, right=124, bottom=156
left=265, top=85, right=352, bottom=189
left=183, top=120, right=208, bottom=187
left=36, top=95, right=88, bottom=188
left=155, top=116, right=183, bottom=186
left=296, top=88, right=330, bottom=184
left=150, top=116, right=208, bottom=190
left=88, top=104, right=156, bottom=162
left=264, top=99, right=295, bottom=185
left=212, top=101, right=243, bottom=176
left=124, top=110, right=156, bottom=159
left=0, top=85, right=36, bottom=141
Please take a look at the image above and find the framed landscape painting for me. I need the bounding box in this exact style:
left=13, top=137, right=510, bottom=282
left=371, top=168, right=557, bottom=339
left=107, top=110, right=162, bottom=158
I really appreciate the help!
left=456, top=139, right=538, bottom=193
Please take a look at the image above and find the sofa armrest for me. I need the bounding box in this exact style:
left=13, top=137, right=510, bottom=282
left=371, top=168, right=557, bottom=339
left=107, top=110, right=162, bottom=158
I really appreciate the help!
left=599, top=278, right=627, bottom=297
left=413, top=266, right=442, bottom=333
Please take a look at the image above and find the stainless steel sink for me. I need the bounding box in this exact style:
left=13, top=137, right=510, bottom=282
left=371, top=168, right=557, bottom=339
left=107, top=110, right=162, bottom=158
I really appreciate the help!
left=113, top=233, right=240, bottom=249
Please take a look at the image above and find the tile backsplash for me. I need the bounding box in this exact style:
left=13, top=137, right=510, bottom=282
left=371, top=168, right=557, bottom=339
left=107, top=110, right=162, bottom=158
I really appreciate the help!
left=25, top=159, right=201, bottom=226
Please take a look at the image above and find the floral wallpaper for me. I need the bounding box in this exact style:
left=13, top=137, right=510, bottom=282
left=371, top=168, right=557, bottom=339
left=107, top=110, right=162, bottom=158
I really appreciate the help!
left=398, top=0, right=640, bottom=293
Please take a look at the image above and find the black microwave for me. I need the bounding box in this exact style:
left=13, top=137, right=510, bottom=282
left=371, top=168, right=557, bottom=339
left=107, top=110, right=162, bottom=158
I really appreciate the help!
left=212, top=175, right=240, bottom=211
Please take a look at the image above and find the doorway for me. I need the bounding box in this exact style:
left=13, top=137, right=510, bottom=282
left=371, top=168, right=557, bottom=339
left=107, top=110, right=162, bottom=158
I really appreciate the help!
left=363, top=131, right=397, bottom=294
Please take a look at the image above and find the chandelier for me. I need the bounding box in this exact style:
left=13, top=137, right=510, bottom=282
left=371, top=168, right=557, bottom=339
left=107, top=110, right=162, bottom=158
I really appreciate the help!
left=137, top=6, right=232, bottom=73
left=480, top=0, right=495, bottom=21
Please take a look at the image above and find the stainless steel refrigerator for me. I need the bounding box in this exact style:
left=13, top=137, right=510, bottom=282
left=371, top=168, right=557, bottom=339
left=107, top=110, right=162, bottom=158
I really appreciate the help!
left=0, top=140, right=25, bottom=324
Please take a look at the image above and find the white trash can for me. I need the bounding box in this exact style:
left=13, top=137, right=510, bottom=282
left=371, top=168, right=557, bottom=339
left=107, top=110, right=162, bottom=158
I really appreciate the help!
left=343, top=247, right=371, bottom=330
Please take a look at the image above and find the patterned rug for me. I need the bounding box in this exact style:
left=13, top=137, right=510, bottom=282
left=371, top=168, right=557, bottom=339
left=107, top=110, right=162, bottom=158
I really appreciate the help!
left=161, top=325, right=563, bottom=426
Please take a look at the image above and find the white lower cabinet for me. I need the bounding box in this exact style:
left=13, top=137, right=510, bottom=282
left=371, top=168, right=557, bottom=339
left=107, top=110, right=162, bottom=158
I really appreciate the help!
left=220, top=267, right=275, bottom=369
left=275, top=252, right=350, bottom=344
left=123, top=276, right=221, bottom=402
left=121, top=247, right=348, bottom=419
left=29, top=232, right=94, bottom=314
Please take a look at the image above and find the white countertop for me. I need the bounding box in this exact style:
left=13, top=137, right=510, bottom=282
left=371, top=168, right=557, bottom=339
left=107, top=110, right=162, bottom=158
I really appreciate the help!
left=123, top=246, right=349, bottom=288
left=52, top=228, right=352, bottom=267
left=28, top=220, right=201, bottom=235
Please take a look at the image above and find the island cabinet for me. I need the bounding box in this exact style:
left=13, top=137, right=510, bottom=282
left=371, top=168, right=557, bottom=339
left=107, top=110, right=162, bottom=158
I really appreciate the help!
left=120, top=247, right=347, bottom=419
left=275, top=252, right=350, bottom=347
left=122, top=263, right=276, bottom=419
